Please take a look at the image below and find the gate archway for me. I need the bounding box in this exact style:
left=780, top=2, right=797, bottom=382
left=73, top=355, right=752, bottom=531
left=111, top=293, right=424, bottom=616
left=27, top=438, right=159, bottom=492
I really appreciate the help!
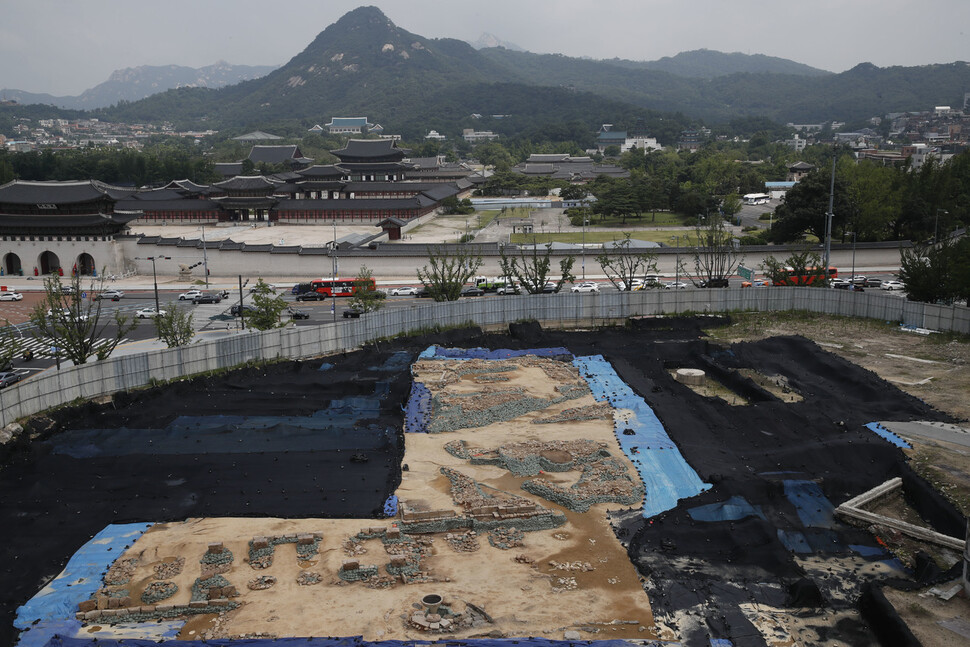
left=40, top=251, right=61, bottom=275
left=2, top=252, right=22, bottom=276
left=76, top=253, right=96, bottom=276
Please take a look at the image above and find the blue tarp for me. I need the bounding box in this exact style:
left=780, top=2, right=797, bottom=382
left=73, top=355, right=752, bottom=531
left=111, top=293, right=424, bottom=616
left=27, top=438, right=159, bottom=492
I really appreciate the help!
left=15, top=523, right=154, bottom=647
left=709, top=640, right=734, bottom=647
left=42, top=637, right=671, bottom=647
left=783, top=480, right=835, bottom=529
left=865, top=422, right=912, bottom=449
left=418, top=346, right=572, bottom=361
left=573, top=354, right=710, bottom=517
left=403, top=382, right=431, bottom=434
left=688, top=496, right=766, bottom=522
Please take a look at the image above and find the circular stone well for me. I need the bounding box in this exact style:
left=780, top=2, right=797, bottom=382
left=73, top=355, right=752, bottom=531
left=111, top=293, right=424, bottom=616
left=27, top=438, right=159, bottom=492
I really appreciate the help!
left=674, top=368, right=706, bottom=386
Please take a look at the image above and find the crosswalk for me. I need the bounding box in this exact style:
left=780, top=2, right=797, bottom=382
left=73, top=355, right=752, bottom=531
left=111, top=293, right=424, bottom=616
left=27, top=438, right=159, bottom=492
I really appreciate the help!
left=6, top=335, right=133, bottom=359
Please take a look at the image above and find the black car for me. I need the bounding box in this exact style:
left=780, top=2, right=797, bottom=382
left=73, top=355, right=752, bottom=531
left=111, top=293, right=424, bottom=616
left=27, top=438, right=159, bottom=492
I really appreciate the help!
left=699, top=278, right=730, bottom=288
left=342, top=308, right=362, bottom=318
left=296, top=291, right=326, bottom=301
left=230, top=304, right=257, bottom=316
left=0, top=371, right=23, bottom=389
left=460, top=286, right=485, bottom=297
left=288, top=307, right=310, bottom=320
left=192, top=294, right=222, bottom=304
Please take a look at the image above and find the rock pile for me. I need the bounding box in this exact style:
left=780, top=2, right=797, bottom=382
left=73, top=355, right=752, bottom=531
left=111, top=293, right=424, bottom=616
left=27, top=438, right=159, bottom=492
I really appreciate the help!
left=488, top=527, right=524, bottom=549
left=153, top=557, right=185, bottom=580
left=296, top=571, right=321, bottom=586
left=247, top=575, right=276, bottom=590
left=444, top=531, right=480, bottom=552
left=141, top=581, right=178, bottom=604
left=104, top=558, right=138, bottom=586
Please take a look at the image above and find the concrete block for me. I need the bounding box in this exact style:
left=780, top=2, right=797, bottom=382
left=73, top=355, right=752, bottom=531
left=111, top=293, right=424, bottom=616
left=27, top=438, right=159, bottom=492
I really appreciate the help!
left=107, top=598, right=120, bottom=609
left=84, top=610, right=101, bottom=621
left=119, top=597, right=133, bottom=608
left=78, top=599, right=97, bottom=612
left=342, top=560, right=359, bottom=571
left=189, top=601, right=208, bottom=609
left=207, top=542, right=224, bottom=554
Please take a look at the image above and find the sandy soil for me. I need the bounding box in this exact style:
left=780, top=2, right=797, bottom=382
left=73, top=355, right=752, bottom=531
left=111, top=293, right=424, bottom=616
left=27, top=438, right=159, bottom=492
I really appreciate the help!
left=101, top=356, right=656, bottom=641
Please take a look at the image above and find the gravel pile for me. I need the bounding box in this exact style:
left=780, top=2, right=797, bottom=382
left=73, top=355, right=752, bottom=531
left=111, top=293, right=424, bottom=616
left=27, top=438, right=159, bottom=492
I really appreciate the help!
left=247, top=575, right=276, bottom=590
left=141, top=581, right=177, bottom=604
left=444, top=531, right=480, bottom=552
left=487, top=527, right=524, bottom=549
left=152, top=557, right=185, bottom=580
left=103, top=558, right=138, bottom=586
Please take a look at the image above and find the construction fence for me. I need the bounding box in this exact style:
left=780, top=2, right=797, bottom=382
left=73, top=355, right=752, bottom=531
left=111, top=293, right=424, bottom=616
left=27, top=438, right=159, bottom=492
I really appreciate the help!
left=1, top=287, right=968, bottom=427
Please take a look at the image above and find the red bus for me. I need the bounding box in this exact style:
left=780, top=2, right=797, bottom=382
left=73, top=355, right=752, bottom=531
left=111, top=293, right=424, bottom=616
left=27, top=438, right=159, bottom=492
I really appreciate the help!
left=309, top=277, right=376, bottom=297
left=772, top=267, right=838, bottom=286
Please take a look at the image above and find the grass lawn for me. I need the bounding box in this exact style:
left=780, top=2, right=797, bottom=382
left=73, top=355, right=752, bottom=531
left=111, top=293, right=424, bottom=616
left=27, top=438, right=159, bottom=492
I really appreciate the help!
left=510, top=229, right=700, bottom=245
left=590, top=211, right=692, bottom=227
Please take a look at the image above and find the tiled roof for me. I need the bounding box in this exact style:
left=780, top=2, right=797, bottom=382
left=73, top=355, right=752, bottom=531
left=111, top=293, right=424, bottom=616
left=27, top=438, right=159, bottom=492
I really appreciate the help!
left=233, top=130, right=282, bottom=141
left=0, top=179, right=112, bottom=204
left=248, top=145, right=304, bottom=164
left=213, top=176, right=278, bottom=191
left=330, top=139, right=409, bottom=162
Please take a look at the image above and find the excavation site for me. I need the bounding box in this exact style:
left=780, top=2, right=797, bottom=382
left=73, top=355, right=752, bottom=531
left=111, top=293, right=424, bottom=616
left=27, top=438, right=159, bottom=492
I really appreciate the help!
left=3, top=319, right=967, bottom=647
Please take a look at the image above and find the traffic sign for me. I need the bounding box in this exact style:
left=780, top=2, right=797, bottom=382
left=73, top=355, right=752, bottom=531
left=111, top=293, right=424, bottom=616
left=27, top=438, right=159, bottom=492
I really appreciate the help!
left=738, top=265, right=753, bottom=280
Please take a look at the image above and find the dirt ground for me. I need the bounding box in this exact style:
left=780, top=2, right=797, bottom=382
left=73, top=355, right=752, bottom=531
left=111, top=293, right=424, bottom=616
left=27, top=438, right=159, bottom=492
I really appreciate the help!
left=95, top=355, right=656, bottom=641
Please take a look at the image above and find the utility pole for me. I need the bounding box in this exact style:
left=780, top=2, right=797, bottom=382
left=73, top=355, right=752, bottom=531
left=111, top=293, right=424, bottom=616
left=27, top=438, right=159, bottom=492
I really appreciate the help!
left=823, top=155, right=836, bottom=274
left=201, top=223, right=209, bottom=288
left=238, top=275, right=245, bottom=331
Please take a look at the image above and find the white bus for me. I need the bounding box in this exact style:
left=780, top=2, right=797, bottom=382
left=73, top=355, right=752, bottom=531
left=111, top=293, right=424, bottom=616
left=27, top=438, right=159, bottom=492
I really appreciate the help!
left=743, top=193, right=771, bottom=205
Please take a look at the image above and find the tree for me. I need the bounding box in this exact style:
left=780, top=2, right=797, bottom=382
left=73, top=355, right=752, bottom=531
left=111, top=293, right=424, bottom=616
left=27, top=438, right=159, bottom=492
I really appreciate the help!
left=681, top=217, right=744, bottom=286
left=30, top=272, right=136, bottom=365
left=348, top=265, right=386, bottom=313
left=559, top=184, right=588, bottom=202
left=417, top=246, right=483, bottom=301
left=0, top=319, right=22, bottom=370
left=768, top=167, right=853, bottom=243
left=898, top=237, right=970, bottom=305
left=721, top=193, right=743, bottom=219
left=761, top=248, right=827, bottom=286
left=499, top=241, right=575, bottom=294
left=595, top=235, right=658, bottom=291
left=154, top=306, right=195, bottom=348
left=247, top=278, right=289, bottom=330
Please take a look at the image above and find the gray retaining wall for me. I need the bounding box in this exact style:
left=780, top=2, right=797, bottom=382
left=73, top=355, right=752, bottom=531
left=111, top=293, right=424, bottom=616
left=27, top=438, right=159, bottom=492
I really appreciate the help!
left=1, top=288, right=967, bottom=427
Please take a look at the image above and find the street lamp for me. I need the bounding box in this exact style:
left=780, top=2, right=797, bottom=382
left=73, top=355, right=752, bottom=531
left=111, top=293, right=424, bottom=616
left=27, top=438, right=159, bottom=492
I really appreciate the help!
left=135, top=255, right=170, bottom=314
left=671, top=235, right=680, bottom=286
left=581, top=211, right=589, bottom=280
left=331, top=217, right=338, bottom=322
left=847, top=231, right=857, bottom=281
left=201, top=223, right=209, bottom=288
left=935, top=209, right=948, bottom=244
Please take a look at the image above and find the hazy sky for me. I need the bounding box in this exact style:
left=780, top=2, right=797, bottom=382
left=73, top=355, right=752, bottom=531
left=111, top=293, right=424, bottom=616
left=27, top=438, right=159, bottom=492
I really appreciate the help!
left=3, top=0, right=969, bottom=95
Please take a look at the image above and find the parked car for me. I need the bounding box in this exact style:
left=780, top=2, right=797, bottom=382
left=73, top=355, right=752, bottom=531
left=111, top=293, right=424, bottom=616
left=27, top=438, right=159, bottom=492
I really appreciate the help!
left=848, top=275, right=867, bottom=286
left=864, top=278, right=882, bottom=288
left=570, top=282, right=600, bottom=293
left=0, top=291, right=23, bottom=301
left=230, top=304, right=257, bottom=316
left=96, top=289, right=125, bottom=300
left=136, top=307, right=166, bottom=318
left=192, top=293, right=222, bottom=304
left=881, top=280, right=905, bottom=291
left=540, top=282, right=560, bottom=294
left=60, top=285, right=76, bottom=294
left=496, top=284, right=521, bottom=295
left=0, top=371, right=23, bottom=389
left=741, top=280, right=770, bottom=288
left=390, top=286, right=420, bottom=296
left=663, top=282, right=689, bottom=290
left=621, top=278, right=644, bottom=291
left=179, top=290, right=203, bottom=301
left=460, top=286, right=486, bottom=297
left=295, top=291, right=326, bottom=301
left=416, top=286, right=432, bottom=298
left=831, top=279, right=851, bottom=290
left=342, top=307, right=363, bottom=318
left=287, top=307, right=310, bottom=320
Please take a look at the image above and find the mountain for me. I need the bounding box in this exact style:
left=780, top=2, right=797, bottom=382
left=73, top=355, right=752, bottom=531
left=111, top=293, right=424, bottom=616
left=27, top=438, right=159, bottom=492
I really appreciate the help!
left=624, top=49, right=831, bottom=78
left=0, top=61, right=278, bottom=110
left=13, top=6, right=969, bottom=134
left=469, top=33, right=524, bottom=52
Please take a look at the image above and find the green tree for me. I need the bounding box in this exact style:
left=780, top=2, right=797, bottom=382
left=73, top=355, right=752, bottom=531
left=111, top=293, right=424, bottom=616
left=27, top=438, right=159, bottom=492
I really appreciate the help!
left=30, top=272, right=136, bottom=365
left=0, top=318, right=22, bottom=370
left=721, top=193, right=743, bottom=218
left=348, top=265, right=386, bottom=313
left=154, top=306, right=195, bottom=348
left=498, top=241, right=576, bottom=294
left=417, top=246, right=484, bottom=301
left=898, top=237, right=970, bottom=304
left=247, top=279, right=289, bottom=330
left=681, top=217, right=744, bottom=286
left=595, top=234, right=658, bottom=291
left=761, top=248, right=828, bottom=286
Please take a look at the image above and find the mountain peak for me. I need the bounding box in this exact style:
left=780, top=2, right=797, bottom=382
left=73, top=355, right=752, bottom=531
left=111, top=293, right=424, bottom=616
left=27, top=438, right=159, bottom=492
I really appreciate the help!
left=470, top=32, right=524, bottom=52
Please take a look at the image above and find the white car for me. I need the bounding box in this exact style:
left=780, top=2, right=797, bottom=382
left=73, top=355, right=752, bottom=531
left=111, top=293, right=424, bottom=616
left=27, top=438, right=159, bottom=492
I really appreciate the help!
left=179, top=290, right=203, bottom=300
left=136, top=307, right=167, bottom=318
left=0, top=291, right=23, bottom=301
left=96, top=289, right=125, bottom=300
left=46, top=308, right=89, bottom=321
left=496, top=284, right=521, bottom=295
left=663, top=282, right=689, bottom=290
left=389, top=286, right=419, bottom=296
left=881, top=280, right=905, bottom=291
left=571, top=282, right=600, bottom=293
